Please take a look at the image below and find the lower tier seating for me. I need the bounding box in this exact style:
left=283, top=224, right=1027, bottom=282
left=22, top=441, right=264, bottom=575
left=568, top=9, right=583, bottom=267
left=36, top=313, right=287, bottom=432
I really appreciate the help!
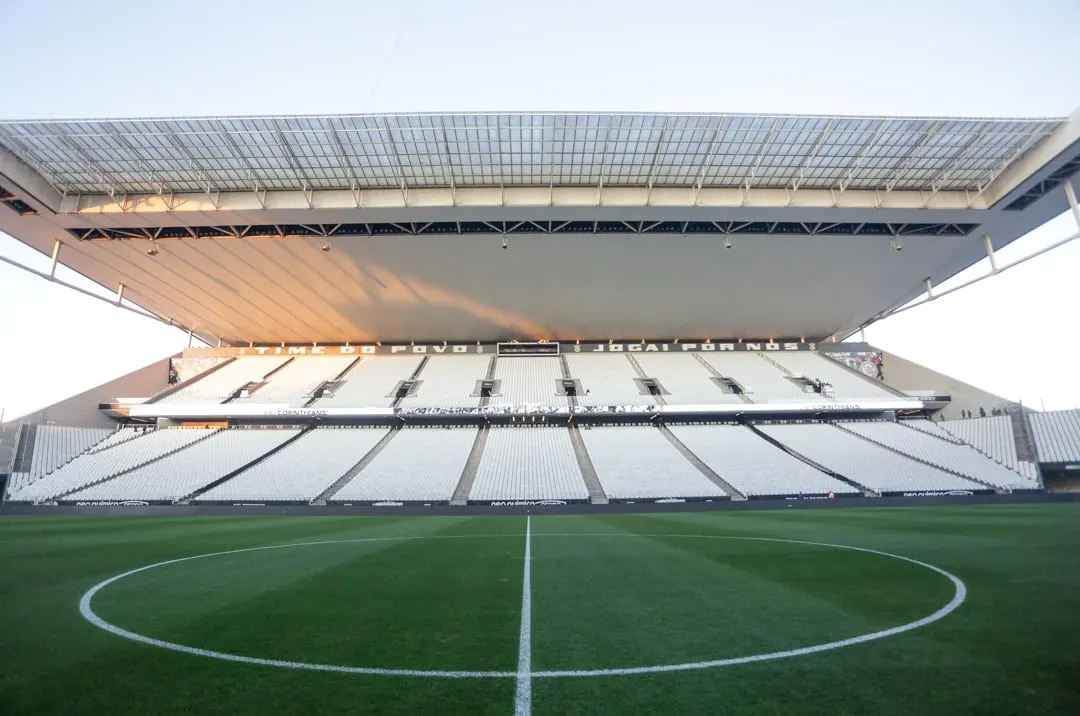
left=579, top=426, right=728, bottom=499
left=65, top=428, right=299, bottom=503
left=9, top=428, right=218, bottom=502
left=334, top=427, right=478, bottom=503
left=669, top=424, right=859, bottom=497
left=758, top=423, right=986, bottom=494
left=840, top=421, right=1033, bottom=490
left=196, top=427, right=389, bottom=503
left=469, top=427, right=589, bottom=502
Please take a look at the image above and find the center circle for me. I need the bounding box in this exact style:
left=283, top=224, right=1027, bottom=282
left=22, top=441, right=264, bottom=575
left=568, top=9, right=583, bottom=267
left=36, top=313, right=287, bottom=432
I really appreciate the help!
left=79, top=533, right=966, bottom=679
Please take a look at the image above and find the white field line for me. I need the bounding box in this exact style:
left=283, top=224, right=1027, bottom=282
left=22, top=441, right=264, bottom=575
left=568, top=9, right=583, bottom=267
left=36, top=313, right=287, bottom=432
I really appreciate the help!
left=78, top=532, right=966, bottom=681
left=514, top=515, right=533, bottom=716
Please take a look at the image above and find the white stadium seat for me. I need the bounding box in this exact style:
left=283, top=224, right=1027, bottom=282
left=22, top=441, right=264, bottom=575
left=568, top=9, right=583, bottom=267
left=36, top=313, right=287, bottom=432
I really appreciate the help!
left=566, top=354, right=655, bottom=406
left=487, top=357, right=566, bottom=410
left=66, top=428, right=300, bottom=503
left=313, top=356, right=423, bottom=408
left=1029, top=409, right=1080, bottom=464
left=335, top=427, right=478, bottom=502
left=579, top=426, right=728, bottom=499
left=700, top=353, right=812, bottom=403
left=196, top=427, right=389, bottom=503
left=758, top=423, right=985, bottom=494
left=398, top=355, right=490, bottom=409
left=229, top=356, right=355, bottom=406
left=156, top=356, right=291, bottom=404
left=469, top=427, right=589, bottom=502
left=765, top=352, right=897, bottom=400
left=840, top=421, right=1033, bottom=490
left=9, top=428, right=217, bottom=502
left=668, top=424, right=859, bottom=497
left=633, top=354, right=743, bottom=405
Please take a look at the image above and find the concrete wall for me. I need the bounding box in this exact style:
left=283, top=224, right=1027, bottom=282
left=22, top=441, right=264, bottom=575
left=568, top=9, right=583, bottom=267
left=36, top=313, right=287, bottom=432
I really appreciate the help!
left=879, top=348, right=1015, bottom=420
left=14, top=357, right=173, bottom=428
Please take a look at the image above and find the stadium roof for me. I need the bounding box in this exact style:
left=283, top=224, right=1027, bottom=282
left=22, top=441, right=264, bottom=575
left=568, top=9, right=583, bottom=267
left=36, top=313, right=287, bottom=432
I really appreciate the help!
left=1, top=109, right=1079, bottom=346
left=0, top=112, right=1065, bottom=196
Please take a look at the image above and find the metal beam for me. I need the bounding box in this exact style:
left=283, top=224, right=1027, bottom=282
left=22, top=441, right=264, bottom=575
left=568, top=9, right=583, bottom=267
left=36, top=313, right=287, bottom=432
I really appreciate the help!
left=863, top=227, right=1080, bottom=326
left=831, top=120, right=888, bottom=207
left=739, top=118, right=781, bottom=206
left=162, top=127, right=220, bottom=208
left=217, top=128, right=267, bottom=209
left=102, top=123, right=176, bottom=197
left=876, top=121, right=941, bottom=207
left=327, top=119, right=364, bottom=208
left=643, top=116, right=670, bottom=205
left=786, top=120, right=833, bottom=206
left=439, top=115, right=457, bottom=206
left=691, top=117, right=727, bottom=206
left=969, top=122, right=1056, bottom=207
left=380, top=117, right=410, bottom=204
left=270, top=120, right=314, bottom=209
left=920, top=123, right=991, bottom=208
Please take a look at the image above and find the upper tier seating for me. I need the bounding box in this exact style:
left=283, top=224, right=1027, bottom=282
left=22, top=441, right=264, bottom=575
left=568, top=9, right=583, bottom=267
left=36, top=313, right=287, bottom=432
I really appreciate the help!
left=840, top=421, right=1032, bottom=490
left=469, top=427, right=588, bottom=502
left=67, top=428, right=300, bottom=503
left=230, top=356, right=355, bottom=405
left=487, top=357, right=566, bottom=409
left=156, top=356, right=290, bottom=404
left=699, top=353, right=812, bottom=402
left=334, top=427, right=478, bottom=502
left=9, top=428, right=217, bottom=502
left=313, top=356, right=423, bottom=407
left=668, top=424, right=858, bottom=497
left=1029, top=409, right=1080, bottom=464
left=939, top=417, right=1040, bottom=481
left=766, top=352, right=897, bottom=400
left=633, top=353, right=743, bottom=405
left=758, top=423, right=985, bottom=494
left=195, top=427, right=389, bottom=503
left=579, top=426, right=727, bottom=499
left=566, top=354, right=655, bottom=406
left=399, top=355, right=490, bottom=409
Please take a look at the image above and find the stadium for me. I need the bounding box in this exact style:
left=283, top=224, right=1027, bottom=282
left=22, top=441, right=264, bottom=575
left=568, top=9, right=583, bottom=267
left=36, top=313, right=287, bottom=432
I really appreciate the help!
left=2, top=108, right=1080, bottom=715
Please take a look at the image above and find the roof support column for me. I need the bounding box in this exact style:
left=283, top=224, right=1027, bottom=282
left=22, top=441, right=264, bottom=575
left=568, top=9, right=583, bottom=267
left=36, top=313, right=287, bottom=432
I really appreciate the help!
left=49, top=239, right=61, bottom=279
left=1065, top=179, right=1080, bottom=232
left=984, top=234, right=998, bottom=273
left=924, top=277, right=934, bottom=299
left=115, top=282, right=125, bottom=306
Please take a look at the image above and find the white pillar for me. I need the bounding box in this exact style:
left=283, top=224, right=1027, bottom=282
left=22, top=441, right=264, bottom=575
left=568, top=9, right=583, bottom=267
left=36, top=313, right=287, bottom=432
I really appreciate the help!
left=49, top=239, right=61, bottom=278
left=984, top=234, right=998, bottom=272
left=115, top=282, right=125, bottom=305
left=1065, top=179, right=1080, bottom=232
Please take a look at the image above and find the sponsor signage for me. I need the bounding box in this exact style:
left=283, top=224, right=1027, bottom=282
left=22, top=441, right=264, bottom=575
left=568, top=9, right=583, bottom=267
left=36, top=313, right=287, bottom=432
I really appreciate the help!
left=74, top=500, right=149, bottom=506
left=186, top=340, right=842, bottom=358
left=124, top=399, right=921, bottom=419
left=658, top=400, right=923, bottom=414
left=488, top=500, right=569, bottom=506
left=901, top=490, right=975, bottom=497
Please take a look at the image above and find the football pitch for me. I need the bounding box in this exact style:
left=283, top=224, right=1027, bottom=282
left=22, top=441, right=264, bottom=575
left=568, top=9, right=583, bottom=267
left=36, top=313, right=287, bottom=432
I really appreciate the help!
left=1, top=504, right=1078, bottom=715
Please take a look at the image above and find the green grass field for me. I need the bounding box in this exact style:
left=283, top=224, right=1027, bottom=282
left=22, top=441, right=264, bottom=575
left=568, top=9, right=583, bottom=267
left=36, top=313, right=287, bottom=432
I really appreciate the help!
left=1, top=504, right=1078, bottom=715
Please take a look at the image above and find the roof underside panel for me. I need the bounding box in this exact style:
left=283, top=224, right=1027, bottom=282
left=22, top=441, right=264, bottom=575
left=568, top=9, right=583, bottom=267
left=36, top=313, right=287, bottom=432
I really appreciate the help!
left=0, top=113, right=1062, bottom=197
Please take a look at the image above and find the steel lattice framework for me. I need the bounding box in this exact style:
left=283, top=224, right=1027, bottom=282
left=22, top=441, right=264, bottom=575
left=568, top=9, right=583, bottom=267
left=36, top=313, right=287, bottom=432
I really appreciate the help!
left=0, top=112, right=1063, bottom=199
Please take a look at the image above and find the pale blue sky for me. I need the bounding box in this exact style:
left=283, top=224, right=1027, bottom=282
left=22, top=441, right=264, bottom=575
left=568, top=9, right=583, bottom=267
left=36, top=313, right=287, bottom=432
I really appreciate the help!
left=1, top=0, right=1078, bottom=418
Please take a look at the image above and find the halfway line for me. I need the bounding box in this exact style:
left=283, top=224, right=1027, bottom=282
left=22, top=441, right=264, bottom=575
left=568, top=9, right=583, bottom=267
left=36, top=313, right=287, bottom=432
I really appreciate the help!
left=514, top=515, right=533, bottom=716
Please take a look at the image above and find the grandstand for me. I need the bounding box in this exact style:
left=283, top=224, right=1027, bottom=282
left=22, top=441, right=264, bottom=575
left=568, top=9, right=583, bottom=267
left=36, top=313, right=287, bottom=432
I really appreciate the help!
left=3, top=109, right=1080, bottom=508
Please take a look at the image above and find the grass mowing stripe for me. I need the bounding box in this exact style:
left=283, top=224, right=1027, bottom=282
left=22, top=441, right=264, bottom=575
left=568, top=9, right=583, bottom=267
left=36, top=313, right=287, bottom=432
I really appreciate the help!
left=515, top=516, right=533, bottom=716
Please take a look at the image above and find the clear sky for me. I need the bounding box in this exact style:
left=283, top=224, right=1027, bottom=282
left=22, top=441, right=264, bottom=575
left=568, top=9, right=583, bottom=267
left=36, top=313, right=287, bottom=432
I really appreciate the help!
left=1, top=0, right=1078, bottom=419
